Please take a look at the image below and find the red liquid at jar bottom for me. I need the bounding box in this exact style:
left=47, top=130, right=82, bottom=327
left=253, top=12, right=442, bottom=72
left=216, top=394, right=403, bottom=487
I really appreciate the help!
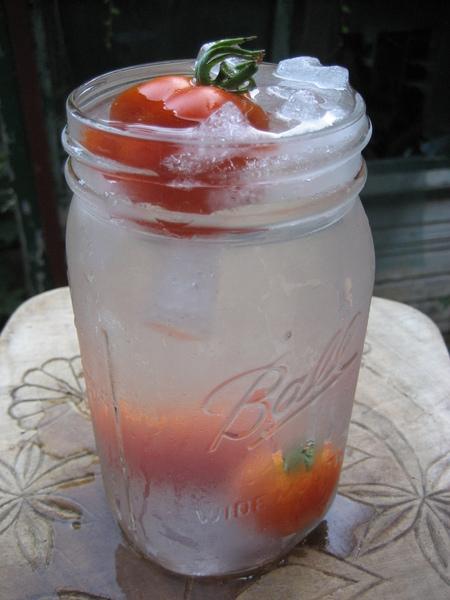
left=88, top=394, right=342, bottom=576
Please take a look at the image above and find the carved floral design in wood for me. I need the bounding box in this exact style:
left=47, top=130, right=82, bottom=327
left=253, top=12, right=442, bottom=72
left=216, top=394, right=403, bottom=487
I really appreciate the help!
left=8, top=356, right=95, bottom=456
left=237, top=548, right=385, bottom=600
left=340, top=401, right=450, bottom=585
left=1, top=346, right=449, bottom=597
left=0, top=443, right=95, bottom=569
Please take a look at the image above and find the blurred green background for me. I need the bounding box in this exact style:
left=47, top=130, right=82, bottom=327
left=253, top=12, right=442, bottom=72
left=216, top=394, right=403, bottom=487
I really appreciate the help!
left=1, top=0, right=449, bottom=341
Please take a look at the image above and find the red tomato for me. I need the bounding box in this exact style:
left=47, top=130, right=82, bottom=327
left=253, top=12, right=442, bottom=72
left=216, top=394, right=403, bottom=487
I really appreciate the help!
left=110, top=75, right=268, bottom=130
left=83, top=74, right=268, bottom=219
left=110, top=76, right=193, bottom=128
left=234, top=443, right=342, bottom=536
left=89, top=397, right=267, bottom=489
left=163, top=81, right=268, bottom=129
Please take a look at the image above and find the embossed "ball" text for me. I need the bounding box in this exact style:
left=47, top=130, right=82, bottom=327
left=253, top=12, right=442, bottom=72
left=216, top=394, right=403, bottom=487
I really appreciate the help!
left=202, top=314, right=362, bottom=451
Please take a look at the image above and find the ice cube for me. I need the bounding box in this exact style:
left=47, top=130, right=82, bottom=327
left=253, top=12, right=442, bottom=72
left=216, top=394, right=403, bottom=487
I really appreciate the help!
left=163, top=103, right=256, bottom=176
left=275, top=57, right=350, bottom=91
left=277, top=88, right=326, bottom=122
left=196, top=102, right=255, bottom=141
left=266, top=85, right=299, bottom=100
left=270, top=58, right=356, bottom=133
left=319, top=88, right=355, bottom=116
left=147, top=242, right=220, bottom=340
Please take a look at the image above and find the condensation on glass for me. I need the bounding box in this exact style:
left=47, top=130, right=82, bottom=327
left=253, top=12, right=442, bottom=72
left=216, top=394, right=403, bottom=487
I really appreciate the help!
left=63, top=61, right=374, bottom=577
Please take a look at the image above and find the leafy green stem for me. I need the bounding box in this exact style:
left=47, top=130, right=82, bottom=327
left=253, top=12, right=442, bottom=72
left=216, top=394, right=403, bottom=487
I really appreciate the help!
left=283, top=440, right=316, bottom=473
left=194, top=36, right=264, bottom=93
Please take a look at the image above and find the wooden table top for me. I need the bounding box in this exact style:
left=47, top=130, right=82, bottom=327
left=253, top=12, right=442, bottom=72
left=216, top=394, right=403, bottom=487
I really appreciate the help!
left=0, top=288, right=449, bottom=600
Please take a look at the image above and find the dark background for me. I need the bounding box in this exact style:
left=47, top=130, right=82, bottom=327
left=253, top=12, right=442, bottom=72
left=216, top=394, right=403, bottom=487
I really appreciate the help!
left=1, top=0, right=449, bottom=339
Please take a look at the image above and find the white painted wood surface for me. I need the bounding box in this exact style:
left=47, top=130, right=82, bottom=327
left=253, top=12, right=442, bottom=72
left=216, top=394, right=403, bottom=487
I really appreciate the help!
left=0, top=288, right=449, bottom=599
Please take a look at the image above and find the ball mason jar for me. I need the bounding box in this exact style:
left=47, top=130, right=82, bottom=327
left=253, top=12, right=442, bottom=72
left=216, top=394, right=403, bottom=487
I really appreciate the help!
left=63, top=60, right=374, bottom=577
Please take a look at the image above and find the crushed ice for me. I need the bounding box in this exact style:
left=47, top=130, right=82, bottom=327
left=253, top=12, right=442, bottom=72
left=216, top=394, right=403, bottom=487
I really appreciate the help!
left=196, top=102, right=255, bottom=141
left=270, top=57, right=355, bottom=133
left=162, top=103, right=257, bottom=175
left=162, top=56, right=359, bottom=173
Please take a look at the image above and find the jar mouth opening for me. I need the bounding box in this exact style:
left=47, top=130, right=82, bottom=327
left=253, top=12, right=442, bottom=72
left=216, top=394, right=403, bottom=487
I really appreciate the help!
left=64, top=59, right=371, bottom=232
left=67, top=60, right=368, bottom=147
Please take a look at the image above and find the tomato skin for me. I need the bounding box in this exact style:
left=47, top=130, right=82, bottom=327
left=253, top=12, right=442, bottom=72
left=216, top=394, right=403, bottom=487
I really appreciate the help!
left=83, top=74, right=269, bottom=217
left=87, top=384, right=339, bottom=535
left=164, top=84, right=269, bottom=129
left=234, top=443, right=342, bottom=536
left=83, top=128, right=177, bottom=171
left=110, top=76, right=193, bottom=128
left=109, top=75, right=268, bottom=130
left=88, top=398, right=268, bottom=489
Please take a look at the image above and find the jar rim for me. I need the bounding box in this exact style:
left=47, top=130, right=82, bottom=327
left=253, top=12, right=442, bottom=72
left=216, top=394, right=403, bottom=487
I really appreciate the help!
left=63, top=59, right=371, bottom=234
left=66, top=59, right=369, bottom=147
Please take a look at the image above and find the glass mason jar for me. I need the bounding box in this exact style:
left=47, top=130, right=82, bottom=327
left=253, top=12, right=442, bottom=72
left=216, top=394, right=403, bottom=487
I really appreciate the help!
left=64, top=60, right=374, bottom=577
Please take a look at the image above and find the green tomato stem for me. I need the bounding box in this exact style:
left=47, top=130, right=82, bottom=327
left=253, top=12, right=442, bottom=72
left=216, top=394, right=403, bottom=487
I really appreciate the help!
left=194, top=36, right=264, bottom=93
left=283, top=441, right=316, bottom=473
